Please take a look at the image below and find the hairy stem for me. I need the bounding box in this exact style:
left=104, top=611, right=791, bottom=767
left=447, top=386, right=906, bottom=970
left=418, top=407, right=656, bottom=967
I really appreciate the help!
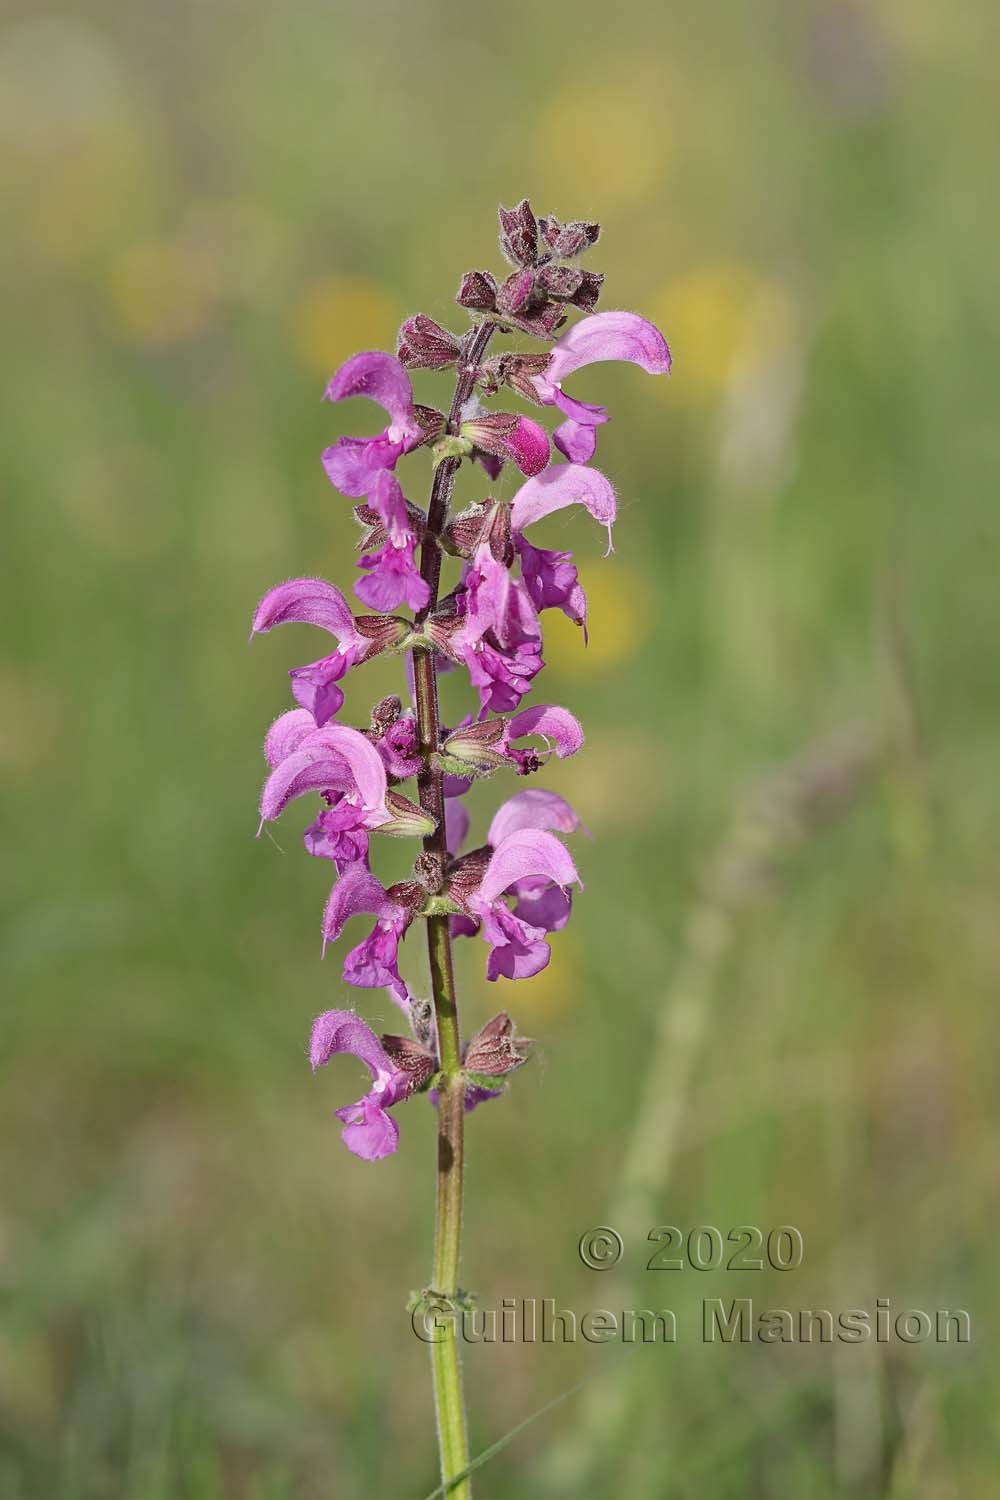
left=413, top=318, right=496, bottom=1497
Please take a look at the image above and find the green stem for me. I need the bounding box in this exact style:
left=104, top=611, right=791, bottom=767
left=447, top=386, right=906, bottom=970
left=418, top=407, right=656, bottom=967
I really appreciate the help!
left=412, top=318, right=496, bottom=1497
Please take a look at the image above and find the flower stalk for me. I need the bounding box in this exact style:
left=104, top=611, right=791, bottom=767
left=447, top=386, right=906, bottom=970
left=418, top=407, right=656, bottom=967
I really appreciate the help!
left=249, top=199, right=670, bottom=1493
left=414, top=318, right=498, bottom=1496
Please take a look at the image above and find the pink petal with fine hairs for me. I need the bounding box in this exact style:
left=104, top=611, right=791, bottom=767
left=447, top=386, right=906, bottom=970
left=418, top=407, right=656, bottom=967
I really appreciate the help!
left=479, top=829, right=582, bottom=907
left=488, top=789, right=582, bottom=848
left=309, top=1008, right=396, bottom=1075
left=259, top=750, right=354, bottom=826
left=543, top=311, right=672, bottom=388
left=252, top=578, right=358, bottom=640
left=322, top=866, right=398, bottom=945
left=325, top=351, right=416, bottom=432
left=552, top=420, right=598, bottom=464
left=264, top=709, right=318, bottom=767
left=510, top=465, right=617, bottom=554
left=506, top=704, right=584, bottom=759
left=297, top=724, right=388, bottom=818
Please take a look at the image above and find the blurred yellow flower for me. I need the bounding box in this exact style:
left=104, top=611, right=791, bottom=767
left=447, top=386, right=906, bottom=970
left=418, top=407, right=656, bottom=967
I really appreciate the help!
left=106, top=239, right=217, bottom=346
left=479, top=940, right=582, bottom=1021
left=0, top=21, right=162, bottom=271
left=535, top=79, right=667, bottom=207
left=544, top=564, right=652, bottom=677
left=651, top=264, right=794, bottom=403
left=291, top=275, right=399, bottom=379
left=557, top=733, right=669, bottom=831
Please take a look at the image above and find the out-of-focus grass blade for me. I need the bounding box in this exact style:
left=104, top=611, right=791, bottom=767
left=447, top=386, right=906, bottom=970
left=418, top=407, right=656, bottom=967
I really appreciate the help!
left=418, top=1380, right=587, bottom=1500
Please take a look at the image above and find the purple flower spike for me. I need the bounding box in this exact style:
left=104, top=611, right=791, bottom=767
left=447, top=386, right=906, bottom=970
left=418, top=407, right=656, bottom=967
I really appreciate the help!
left=309, top=1009, right=412, bottom=1160
left=322, top=865, right=413, bottom=1006
left=510, top=464, right=618, bottom=555
left=527, top=311, right=671, bottom=461
left=252, top=578, right=372, bottom=725
left=469, top=828, right=582, bottom=981
left=355, top=471, right=430, bottom=614
left=322, top=351, right=425, bottom=498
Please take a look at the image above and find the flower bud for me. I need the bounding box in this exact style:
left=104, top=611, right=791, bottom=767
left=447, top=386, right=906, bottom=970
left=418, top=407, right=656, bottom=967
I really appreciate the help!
left=500, top=352, right=552, bottom=405
left=459, top=405, right=549, bottom=479
left=396, top=314, right=461, bottom=370
left=439, top=717, right=508, bottom=776
left=496, top=268, right=536, bottom=316
left=380, top=1034, right=438, bottom=1092
left=498, top=198, right=539, bottom=268
left=442, top=500, right=495, bottom=559
left=570, top=270, right=604, bottom=311
left=374, top=790, right=437, bottom=839
left=456, top=269, right=498, bottom=311
left=413, top=404, right=447, bottom=442
left=464, top=1013, right=532, bottom=1076
left=500, top=301, right=567, bottom=340
left=536, top=264, right=584, bottom=299
left=537, top=216, right=601, bottom=257
left=353, top=614, right=412, bottom=658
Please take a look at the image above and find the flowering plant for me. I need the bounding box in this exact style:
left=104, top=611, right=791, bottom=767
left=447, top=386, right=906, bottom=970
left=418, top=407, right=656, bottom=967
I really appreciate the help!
left=251, top=199, right=670, bottom=1494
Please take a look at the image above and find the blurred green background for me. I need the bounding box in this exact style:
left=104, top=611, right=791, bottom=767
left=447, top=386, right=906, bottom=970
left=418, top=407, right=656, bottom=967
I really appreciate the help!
left=2, top=1, right=998, bottom=1495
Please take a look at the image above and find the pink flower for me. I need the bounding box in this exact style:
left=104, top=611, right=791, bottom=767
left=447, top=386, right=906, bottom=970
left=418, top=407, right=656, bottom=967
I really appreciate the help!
left=322, top=352, right=425, bottom=498
left=258, top=720, right=391, bottom=839
left=354, top=471, right=430, bottom=614
left=252, top=578, right=384, bottom=726
left=468, top=828, right=582, bottom=981
left=528, top=311, right=671, bottom=462
left=508, top=463, right=619, bottom=635
left=310, top=1010, right=413, bottom=1160
left=322, top=866, right=413, bottom=1007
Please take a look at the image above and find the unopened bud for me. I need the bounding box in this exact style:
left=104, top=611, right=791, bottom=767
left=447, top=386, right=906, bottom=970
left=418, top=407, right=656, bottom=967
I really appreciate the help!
left=536, top=264, right=584, bottom=299
left=439, top=717, right=508, bottom=775
left=501, top=352, right=552, bottom=405
left=354, top=614, right=411, bottom=659
left=459, top=401, right=549, bottom=479
left=456, top=269, right=498, bottom=311
left=497, top=199, right=539, bottom=268
left=496, top=268, right=536, bottom=316
left=374, top=790, right=437, bottom=839
left=380, top=1034, right=438, bottom=1092
left=570, top=270, right=604, bottom=311
left=442, top=500, right=495, bottom=559
left=538, top=216, right=601, bottom=258
left=397, top=314, right=461, bottom=370
left=464, top=1012, right=533, bottom=1076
